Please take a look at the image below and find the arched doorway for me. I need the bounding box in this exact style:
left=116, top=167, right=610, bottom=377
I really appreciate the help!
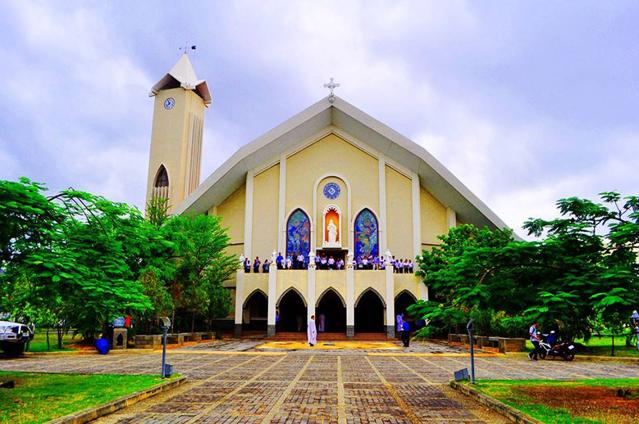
left=277, top=289, right=307, bottom=332
left=395, top=291, right=417, bottom=318
left=316, top=288, right=346, bottom=333
left=242, top=290, right=268, bottom=332
left=355, top=289, right=385, bottom=333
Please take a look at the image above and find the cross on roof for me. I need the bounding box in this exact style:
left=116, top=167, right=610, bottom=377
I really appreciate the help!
left=323, top=77, right=340, bottom=103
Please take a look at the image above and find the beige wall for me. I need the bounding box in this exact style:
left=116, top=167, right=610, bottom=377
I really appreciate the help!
left=385, top=166, right=413, bottom=259
left=276, top=271, right=309, bottom=306
left=286, top=134, right=379, bottom=250
left=316, top=270, right=346, bottom=306
left=354, top=271, right=386, bottom=306
left=214, top=184, right=246, bottom=246
left=394, top=274, right=422, bottom=299
left=252, top=164, right=279, bottom=260
left=420, top=188, right=448, bottom=248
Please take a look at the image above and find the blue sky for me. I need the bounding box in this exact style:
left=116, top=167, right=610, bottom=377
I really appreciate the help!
left=1, top=1, right=637, bottom=233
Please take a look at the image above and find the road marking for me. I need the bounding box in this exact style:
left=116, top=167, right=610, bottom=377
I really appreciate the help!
left=365, top=356, right=421, bottom=424
left=259, top=355, right=314, bottom=424
left=336, top=356, right=347, bottom=424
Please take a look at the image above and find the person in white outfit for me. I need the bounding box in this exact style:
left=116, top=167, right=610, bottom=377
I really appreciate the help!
left=307, top=315, right=317, bottom=346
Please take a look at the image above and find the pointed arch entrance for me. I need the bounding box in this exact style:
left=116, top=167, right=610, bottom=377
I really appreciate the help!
left=395, top=290, right=417, bottom=318
left=354, top=288, right=385, bottom=333
left=242, top=289, right=268, bottom=332
left=276, top=288, right=307, bottom=332
left=316, top=288, right=346, bottom=332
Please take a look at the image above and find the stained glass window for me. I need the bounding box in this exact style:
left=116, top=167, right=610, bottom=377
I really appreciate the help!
left=354, top=209, right=379, bottom=259
left=286, top=209, right=310, bottom=259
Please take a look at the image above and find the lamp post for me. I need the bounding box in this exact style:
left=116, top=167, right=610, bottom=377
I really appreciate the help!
left=466, top=319, right=475, bottom=384
left=159, top=317, right=171, bottom=378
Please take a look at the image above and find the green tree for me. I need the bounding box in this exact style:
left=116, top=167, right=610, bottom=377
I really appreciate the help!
left=163, top=215, right=237, bottom=332
left=412, top=192, right=639, bottom=341
left=1, top=179, right=152, bottom=339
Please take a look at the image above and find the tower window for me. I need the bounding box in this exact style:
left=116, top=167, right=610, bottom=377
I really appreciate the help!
left=155, top=165, right=169, bottom=188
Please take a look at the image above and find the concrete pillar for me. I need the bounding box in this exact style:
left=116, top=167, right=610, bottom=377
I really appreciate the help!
left=411, top=172, right=421, bottom=259
left=378, top=157, right=387, bottom=254
left=277, top=154, right=286, bottom=253
left=385, top=250, right=395, bottom=338
left=234, top=268, right=244, bottom=338
left=267, top=251, right=277, bottom=336
left=345, top=250, right=355, bottom=338
left=243, top=170, right=254, bottom=259
left=446, top=207, right=457, bottom=229
left=307, top=252, right=316, bottom=322
left=419, top=282, right=429, bottom=301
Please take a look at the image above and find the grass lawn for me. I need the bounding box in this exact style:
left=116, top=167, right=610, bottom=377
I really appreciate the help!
left=0, top=371, right=170, bottom=423
left=472, top=378, right=639, bottom=424
left=27, top=329, right=78, bottom=352
left=525, top=336, right=639, bottom=358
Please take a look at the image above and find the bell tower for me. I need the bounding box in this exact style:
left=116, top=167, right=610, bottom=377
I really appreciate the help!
left=145, top=54, right=212, bottom=213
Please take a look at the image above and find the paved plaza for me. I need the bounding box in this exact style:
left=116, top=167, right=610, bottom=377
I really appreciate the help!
left=1, top=345, right=638, bottom=423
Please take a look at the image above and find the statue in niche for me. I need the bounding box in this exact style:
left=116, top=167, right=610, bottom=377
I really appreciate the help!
left=327, top=219, right=338, bottom=245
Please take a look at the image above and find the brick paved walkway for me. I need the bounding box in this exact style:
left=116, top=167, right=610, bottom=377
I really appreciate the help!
left=1, top=350, right=637, bottom=423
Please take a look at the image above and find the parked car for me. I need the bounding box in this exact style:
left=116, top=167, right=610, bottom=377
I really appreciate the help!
left=0, top=320, right=34, bottom=356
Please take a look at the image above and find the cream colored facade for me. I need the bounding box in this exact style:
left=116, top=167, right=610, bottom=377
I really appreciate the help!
left=147, top=56, right=509, bottom=338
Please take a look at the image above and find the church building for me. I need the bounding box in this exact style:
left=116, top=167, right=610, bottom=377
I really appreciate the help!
left=145, top=55, right=509, bottom=338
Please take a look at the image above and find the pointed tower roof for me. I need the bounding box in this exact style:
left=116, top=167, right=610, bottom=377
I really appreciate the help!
left=150, top=54, right=212, bottom=105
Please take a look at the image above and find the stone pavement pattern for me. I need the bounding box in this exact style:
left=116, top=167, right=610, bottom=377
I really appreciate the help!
left=2, top=350, right=638, bottom=423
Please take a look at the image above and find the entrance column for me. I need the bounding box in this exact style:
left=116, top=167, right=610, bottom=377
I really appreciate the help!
left=384, top=250, right=395, bottom=338
left=234, top=267, right=244, bottom=338
left=267, top=251, right=277, bottom=337
left=307, top=252, right=316, bottom=322
left=346, top=250, right=355, bottom=338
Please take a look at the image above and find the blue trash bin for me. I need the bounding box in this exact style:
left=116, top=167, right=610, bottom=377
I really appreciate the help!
left=95, top=338, right=110, bottom=355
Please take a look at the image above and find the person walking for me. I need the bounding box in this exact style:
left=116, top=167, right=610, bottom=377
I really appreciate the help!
left=528, top=322, right=541, bottom=360
left=401, top=320, right=411, bottom=347
left=396, top=312, right=404, bottom=338
left=307, top=314, right=317, bottom=346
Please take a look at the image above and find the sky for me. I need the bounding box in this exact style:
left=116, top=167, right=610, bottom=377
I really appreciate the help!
left=1, top=1, right=638, bottom=235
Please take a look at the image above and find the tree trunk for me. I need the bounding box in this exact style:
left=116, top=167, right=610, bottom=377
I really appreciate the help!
left=171, top=308, right=176, bottom=333
left=191, top=311, right=196, bottom=333
left=57, top=327, right=63, bottom=350
left=46, top=328, right=50, bottom=351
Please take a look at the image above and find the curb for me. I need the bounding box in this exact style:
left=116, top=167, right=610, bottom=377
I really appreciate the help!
left=449, top=381, right=542, bottom=424
left=49, top=376, right=186, bottom=424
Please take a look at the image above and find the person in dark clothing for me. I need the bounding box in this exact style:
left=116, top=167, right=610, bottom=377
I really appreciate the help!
left=401, top=321, right=411, bottom=347
left=253, top=257, right=261, bottom=273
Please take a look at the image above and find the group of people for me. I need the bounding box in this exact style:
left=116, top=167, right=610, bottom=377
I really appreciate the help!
left=243, top=257, right=271, bottom=273
left=243, top=252, right=415, bottom=273
left=391, top=258, right=414, bottom=273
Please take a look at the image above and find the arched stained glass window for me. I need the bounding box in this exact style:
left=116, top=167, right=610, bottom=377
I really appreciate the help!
left=286, top=209, right=311, bottom=259
left=354, top=209, right=379, bottom=259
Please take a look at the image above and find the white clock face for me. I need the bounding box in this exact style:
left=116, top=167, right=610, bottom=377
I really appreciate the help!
left=164, top=97, right=175, bottom=110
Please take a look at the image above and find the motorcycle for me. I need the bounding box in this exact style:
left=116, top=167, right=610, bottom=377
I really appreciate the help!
left=538, top=333, right=575, bottom=361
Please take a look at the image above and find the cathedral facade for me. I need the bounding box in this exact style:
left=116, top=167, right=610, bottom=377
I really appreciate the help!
left=146, top=55, right=508, bottom=338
